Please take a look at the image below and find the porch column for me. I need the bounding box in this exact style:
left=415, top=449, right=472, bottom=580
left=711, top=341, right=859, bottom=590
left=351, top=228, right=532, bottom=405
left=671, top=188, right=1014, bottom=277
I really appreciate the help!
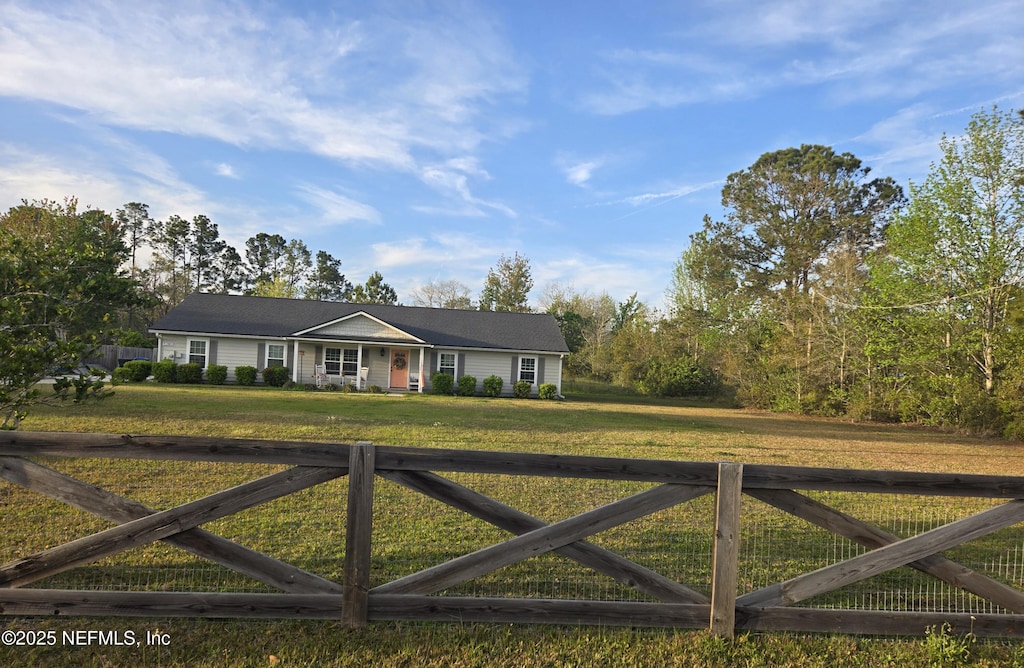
left=418, top=346, right=425, bottom=393
left=356, top=344, right=363, bottom=390
left=292, top=340, right=301, bottom=383
left=557, top=354, right=564, bottom=397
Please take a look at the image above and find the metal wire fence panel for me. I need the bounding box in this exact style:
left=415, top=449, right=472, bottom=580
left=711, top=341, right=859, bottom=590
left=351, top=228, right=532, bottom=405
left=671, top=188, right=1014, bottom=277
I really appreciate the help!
left=738, top=492, right=1024, bottom=614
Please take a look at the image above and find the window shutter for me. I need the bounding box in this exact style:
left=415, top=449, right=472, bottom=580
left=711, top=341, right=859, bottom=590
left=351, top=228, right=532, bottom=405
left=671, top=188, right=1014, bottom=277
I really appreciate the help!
left=511, top=355, right=519, bottom=382
left=256, top=342, right=265, bottom=371
left=208, top=340, right=218, bottom=366
left=286, top=344, right=294, bottom=370
left=457, top=353, right=466, bottom=379
left=315, top=344, right=323, bottom=364
left=537, top=357, right=545, bottom=384
left=430, top=351, right=438, bottom=372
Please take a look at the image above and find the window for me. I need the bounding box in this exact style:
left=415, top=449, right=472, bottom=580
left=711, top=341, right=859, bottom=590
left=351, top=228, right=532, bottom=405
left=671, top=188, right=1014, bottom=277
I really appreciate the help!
left=518, top=356, right=536, bottom=384
left=325, top=348, right=358, bottom=375
left=188, top=339, right=207, bottom=367
left=343, top=349, right=358, bottom=375
left=267, top=344, right=285, bottom=368
left=324, top=348, right=341, bottom=375
left=439, top=352, right=456, bottom=375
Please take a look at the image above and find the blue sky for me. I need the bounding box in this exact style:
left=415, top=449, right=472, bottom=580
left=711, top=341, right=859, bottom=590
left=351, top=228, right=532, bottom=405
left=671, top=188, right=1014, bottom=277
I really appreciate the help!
left=2, top=1, right=1023, bottom=309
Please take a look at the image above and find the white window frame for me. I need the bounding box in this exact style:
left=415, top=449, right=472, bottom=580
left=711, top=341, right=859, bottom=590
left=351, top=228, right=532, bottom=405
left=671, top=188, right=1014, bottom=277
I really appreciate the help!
left=266, top=343, right=286, bottom=368
left=324, top=348, right=342, bottom=375
left=342, top=349, right=359, bottom=376
left=438, top=352, right=456, bottom=376
left=187, top=338, right=208, bottom=368
left=518, top=356, right=537, bottom=384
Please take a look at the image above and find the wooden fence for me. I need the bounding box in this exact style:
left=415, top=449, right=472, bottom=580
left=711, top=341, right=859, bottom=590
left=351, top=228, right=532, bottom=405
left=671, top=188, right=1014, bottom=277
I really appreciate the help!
left=2, top=431, right=1024, bottom=637
left=81, top=345, right=155, bottom=371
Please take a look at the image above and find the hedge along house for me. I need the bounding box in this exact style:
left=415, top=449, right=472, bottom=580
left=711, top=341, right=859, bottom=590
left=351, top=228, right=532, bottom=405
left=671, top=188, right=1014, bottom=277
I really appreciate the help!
left=149, top=293, right=570, bottom=395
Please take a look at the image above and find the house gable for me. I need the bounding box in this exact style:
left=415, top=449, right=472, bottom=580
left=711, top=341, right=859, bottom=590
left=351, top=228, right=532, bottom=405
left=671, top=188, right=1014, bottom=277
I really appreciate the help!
left=296, top=312, right=421, bottom=342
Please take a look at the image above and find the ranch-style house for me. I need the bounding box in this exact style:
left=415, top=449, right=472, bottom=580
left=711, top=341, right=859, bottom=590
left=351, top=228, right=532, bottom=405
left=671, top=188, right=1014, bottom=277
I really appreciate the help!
left=150, top=293, right=570, bottom=395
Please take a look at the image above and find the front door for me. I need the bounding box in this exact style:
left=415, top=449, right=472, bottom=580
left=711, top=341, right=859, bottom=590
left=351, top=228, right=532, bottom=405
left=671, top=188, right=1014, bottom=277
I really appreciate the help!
left=389, top=349, right=409, bottom=389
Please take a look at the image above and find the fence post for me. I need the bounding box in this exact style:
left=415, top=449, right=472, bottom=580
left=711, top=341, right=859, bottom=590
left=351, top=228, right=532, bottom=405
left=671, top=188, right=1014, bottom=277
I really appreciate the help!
left=709, top=462, right=743, bottom=637
left=342, top=441, right=375, bottom=628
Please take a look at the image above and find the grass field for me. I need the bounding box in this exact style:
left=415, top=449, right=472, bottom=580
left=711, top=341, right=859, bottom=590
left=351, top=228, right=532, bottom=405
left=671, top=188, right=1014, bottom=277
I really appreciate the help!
left=3, top=383, right=1024, bottom=667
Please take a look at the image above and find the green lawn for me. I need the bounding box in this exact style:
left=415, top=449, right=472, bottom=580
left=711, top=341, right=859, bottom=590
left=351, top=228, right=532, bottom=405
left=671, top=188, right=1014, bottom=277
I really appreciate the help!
left=3, top=384, right=1024, bottom=667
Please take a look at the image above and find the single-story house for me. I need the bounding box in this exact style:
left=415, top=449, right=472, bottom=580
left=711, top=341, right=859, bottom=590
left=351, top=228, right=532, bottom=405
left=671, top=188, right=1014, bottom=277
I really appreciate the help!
left=149, top=293, right=570, bottom=395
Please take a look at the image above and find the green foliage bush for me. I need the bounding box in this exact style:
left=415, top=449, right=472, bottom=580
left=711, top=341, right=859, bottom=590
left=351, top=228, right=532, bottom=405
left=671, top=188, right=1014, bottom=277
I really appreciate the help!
left=262, top=366, right=290, bottom=387
left=636, top=360, right=720, bottom=398
left=152, top=360, right=177, bottom=384
left=234, top=366, right=257, bottom=386
left=366, top=384, right=384, bottom=394
left=110, top=367, right=130, bottom=385
left=513, top=380, right=532, bottom=398
left=482, top=375, right=503, bottom=397
left=206, top=364, right=228, bottom=385
left=177, top=363, right=203, bottom=384
left=538, top=383, right=558, bottom=400
left=457, top=375, right=477, bottom=396
left=122, top=360, right=152, bottom=382
left=431, top=372, right=454, bottom=395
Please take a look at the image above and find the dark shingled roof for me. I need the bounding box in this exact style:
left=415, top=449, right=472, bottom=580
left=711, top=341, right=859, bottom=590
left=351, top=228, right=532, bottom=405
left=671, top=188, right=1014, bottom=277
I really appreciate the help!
left=151, top=293, right=570, bottom=354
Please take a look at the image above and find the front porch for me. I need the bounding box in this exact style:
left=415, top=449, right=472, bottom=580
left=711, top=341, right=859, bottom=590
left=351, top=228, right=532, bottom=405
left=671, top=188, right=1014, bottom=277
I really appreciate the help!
left=290, top=341, right=427, bottom=393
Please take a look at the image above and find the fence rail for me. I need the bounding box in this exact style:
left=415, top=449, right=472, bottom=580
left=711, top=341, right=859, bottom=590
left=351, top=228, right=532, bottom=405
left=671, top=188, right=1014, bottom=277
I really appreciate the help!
left=2, top=431, right=1024, bottom=637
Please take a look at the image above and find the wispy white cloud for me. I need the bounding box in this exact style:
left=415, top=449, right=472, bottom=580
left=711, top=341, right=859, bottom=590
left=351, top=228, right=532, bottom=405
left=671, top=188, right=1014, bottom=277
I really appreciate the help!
left=370, top=233, right=504, bottom=270
left=294, top=184, right=381, bottom=226
left=416, top=158, right=517, bottom=218
left=0, top=2, right=526, bottom=172
left=214, top=163, right=239, bottom=179
left=556, top=154, right=607, bottom=187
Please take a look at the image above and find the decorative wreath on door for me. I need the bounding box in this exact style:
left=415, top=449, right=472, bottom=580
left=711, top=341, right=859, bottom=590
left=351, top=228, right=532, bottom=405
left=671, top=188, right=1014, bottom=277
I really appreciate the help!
left=392, top=356, right=407, bottom=370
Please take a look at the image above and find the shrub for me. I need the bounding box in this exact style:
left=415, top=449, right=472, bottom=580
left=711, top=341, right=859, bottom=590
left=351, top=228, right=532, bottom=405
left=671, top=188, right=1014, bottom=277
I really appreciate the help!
left=513, top=380, right=533, bottom=398
left=152, top=360, right=177, bottom=384
left=340, top=383, right=357, bottom=393
left=206, top=364, right=228, bottom=385
left=177, top=363, right=203, bottom=384
left=235, top=365, right=257, bottom=386
left=431, top=372, right=454, bottom=395
left=366, top=384, right=384, bottom=394
left=457, top=375, right=477, bottom=396
left=110, top=367, right=131, bottom=385
left=122, top=360, right=152, bottom=382
left=262, top=366, right=290, bottom=387
left=482, top=375, right=503, bottom=397
left=539, top=383, right=558, bottom=400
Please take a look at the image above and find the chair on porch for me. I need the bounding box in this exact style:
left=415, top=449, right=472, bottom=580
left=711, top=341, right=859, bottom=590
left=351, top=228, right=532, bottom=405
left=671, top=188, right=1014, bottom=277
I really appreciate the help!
left=359, top=367, right=369, bottom=390
left=408, top=372, right=419, bottom=392
left=314, top=364, right=328, bottom=389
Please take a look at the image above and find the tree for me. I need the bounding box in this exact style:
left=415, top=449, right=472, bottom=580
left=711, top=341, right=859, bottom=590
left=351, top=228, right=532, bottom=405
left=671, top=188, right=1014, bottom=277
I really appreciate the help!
left=209, top=245, right=246, bottom=294
left=867, top=107, right=1024, bottom=429
left=244, top=232, right=286, bottom=294
left=350, top=271, right=398, bottom=305
left=539, top=282, right=617, bottom=377
left=275, top=239, right=311, bottom=299
left=188, top=214, right=226, bottom=292
left=304, top=251, right=352, bottom=302
left=479, top=252, right=533, bottom=312
left=685, top=145, right=904, bottom=410
left=116, top=201, right=152, bottom=279
left=1, top=198, right=139, bottom=428
left=409, top=279, right=473, bottom=309
left=148, top=214, right=192, bottom=308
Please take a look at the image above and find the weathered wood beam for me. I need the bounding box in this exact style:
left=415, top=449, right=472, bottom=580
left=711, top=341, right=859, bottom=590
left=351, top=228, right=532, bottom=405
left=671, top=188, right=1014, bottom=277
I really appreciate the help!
left=380, top=469, right=709, bottom=604
left=0, top=465, right=346, bottom=589
left=736, top=606, right=1024, bottom=638
left=0, top=431, right=350, bottom=466
left=373, top=483, right=712, bottom=596
left=747, top=487, right=1024, bottom=613
left=738, top=499, right=1024, bottom=607
left=0, top=456, right=344, bottom=595
left=710, top=462, right=742, bottom=637
left=0, top=589, right=343, bottom=619
left=342, top=442, right=374, bottom=628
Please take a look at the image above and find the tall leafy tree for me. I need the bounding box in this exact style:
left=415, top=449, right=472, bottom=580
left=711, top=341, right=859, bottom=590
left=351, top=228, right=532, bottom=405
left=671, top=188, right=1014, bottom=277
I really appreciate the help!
left=867, top=107, right=1024, bottom=428
left=350, top=271, right=398, bottom=305
left=115, top=201, right=153, bottom=279
left=148, top=214, right=192, bottom=307
left=479, top=251, right=533, bottom=312
left=304, top=251, right=352, bottom=302
left=189, top=214, right=226, bottom=292
left=244, top=232, right=287, bottom=294
left=1, top=198, right=139, bottom=428
left=279, top=239, right=312, bottom=298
